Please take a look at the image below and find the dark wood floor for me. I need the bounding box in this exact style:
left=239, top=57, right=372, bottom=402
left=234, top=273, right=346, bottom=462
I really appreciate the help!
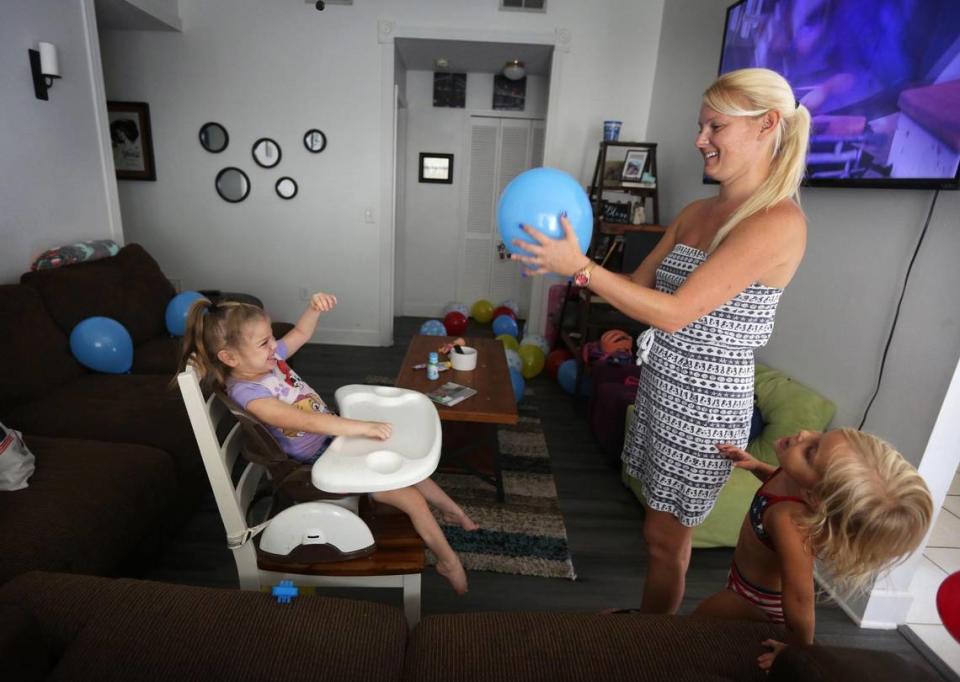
left=149, top=316, right=945, bottom=677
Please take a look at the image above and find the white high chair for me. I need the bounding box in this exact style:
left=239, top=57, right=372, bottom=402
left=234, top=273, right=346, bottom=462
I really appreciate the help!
left=177, top=366, right=442, bottom=626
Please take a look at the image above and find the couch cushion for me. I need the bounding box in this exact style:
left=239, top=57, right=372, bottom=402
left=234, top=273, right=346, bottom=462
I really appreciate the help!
left=21, top=243, right=175, bottom=345
left=0, top=436, right=177, bottom=585
left=0, top=572, right=407, bottom=682
left=2, top=378, right=203, bottom=495
left=0, top=602, right=55, bottom=681
left=0, top=285, right=85, bottom=415
left=404, top=612, right=782, bottom=682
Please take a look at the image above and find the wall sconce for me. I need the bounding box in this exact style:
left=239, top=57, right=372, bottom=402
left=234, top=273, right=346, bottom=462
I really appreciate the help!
left=502, top=59, right=526, bottom=81
left=28, top=42, right=61, bottom=100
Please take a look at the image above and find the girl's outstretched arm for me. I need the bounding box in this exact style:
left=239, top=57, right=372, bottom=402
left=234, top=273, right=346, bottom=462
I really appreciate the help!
left=246, top=396, right=390, bottom=440
left=281, top=292, right=337, bottom=357
left=717, top=443, right=776, bottom=481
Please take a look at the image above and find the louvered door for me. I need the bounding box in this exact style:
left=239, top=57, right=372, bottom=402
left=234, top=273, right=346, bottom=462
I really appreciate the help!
left=458, top=117, right=544, bottom=316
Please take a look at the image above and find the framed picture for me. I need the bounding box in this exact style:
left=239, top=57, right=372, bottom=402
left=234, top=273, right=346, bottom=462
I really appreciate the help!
left=603, top=160, right=624, bottom=185
left=107, top=101, right=156, bottom=180
left=419, top=153, right=454, bottom=184
left=621, top=149, right=649, bottom=183
left=602, top=200, right=631, bottom=224
left=493, top=74, right=526, bottom=111
left=433, top=73, right=466, bottom=108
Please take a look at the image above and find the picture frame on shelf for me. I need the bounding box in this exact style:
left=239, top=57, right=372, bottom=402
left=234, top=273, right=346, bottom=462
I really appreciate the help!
left=603, top=160, right=624, bottom=186
left=419, top=153, right=454, bottom=184
left=621, top=148, right=649, bottom=184
left=107, top=101, right=156, bottom=181
left=602, top=200, right=631, bottom=224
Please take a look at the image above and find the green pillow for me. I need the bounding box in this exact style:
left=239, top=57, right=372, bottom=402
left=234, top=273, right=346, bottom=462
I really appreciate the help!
left=621, top=363, right=836, bottom=548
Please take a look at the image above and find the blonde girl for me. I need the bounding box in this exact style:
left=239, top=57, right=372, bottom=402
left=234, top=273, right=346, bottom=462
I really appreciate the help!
left=695, top=429, right=932, bottom=670
left=512, top=68, right=812, bottom=613
left=175, top=294, right=478, bottom=594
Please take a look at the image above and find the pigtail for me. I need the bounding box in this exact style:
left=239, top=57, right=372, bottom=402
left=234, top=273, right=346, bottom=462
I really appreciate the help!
left=174, top=298, right=217, bottom=387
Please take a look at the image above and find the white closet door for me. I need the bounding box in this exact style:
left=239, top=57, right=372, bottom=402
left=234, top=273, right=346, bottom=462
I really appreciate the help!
left=459, top=119, right=499, bottom=305
left=459, top=116, right=544, bottom=316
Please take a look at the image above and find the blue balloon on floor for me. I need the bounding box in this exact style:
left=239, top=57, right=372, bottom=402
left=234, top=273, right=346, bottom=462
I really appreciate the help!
left=557, top=359, right=579, bottom=395
left=165, top=291, right=204, bottom=336
left=420, top=319, right=447, bottom=336
left=70, top=317, right=133, bottom=374
left=509, top=367, right=525, bottom=403
left=492, top=314, right=519, bottom=338
left=497, top=167, right=594, bottom=256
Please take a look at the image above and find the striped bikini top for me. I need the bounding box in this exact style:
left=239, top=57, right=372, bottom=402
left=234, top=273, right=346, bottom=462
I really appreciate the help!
left=749, top=468, right=806, bottom=550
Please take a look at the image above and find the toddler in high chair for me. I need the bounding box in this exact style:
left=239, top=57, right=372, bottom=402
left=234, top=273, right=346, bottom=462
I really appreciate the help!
left=694, top=428, right=933, bottom=670
left=175, top=292, right=478, bottom=594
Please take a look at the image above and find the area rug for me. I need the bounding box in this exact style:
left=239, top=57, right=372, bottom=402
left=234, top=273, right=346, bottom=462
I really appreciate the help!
left=365, top=376, right=577, bottom=580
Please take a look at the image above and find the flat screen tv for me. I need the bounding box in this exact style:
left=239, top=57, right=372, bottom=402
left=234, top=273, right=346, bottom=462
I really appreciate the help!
left=719, top=0, right=960, bottom=189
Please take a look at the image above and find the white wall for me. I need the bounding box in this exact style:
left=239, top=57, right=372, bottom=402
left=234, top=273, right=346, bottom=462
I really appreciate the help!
left=0, top=0, right=120, bottom=284
left=400, top=70, right=547, bottom=316
left=647, top=0, right=960, bottom=623
left=98, top=0, right=664, bottom=344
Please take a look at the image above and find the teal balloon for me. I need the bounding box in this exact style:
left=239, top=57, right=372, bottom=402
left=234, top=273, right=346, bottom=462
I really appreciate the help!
left=70, top=317, right=133, bottom=374
left=497, top=167, right=594, bottom=256
left=509, top=368, right=525, bottom=403
left=504, top=348, right=523, bottom=373
left=492, top=314, right=519, bottom=338
left=165, top=291, right=204, bottom=336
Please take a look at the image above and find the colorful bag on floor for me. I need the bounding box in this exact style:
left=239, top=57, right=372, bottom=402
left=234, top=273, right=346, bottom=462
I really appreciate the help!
left=0, top=423, right=35, bottom=491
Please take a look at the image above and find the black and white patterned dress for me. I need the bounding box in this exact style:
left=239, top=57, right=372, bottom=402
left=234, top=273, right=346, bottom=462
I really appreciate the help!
left=622, top=243, right=783, bottom=527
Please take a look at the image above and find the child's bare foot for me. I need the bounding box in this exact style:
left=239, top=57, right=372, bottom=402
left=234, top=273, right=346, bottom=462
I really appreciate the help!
left=437, top=558, right=468, bottom=594
left=442, top=509, right=479, bottom=532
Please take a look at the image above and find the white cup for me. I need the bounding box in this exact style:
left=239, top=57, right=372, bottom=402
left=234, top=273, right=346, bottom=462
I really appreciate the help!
left=450, top=346, right=478, bottom=371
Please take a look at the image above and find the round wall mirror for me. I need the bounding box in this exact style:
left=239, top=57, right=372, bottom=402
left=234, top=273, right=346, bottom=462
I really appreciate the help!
left=215, top=167, right=250, bottom=203
left=252, top=138, right=282, bottom=168
left=275, top=177, right=298, bottom=200
left=304, top=129, right=327, bottom=153
left=198, top=122, right=229, bottom=153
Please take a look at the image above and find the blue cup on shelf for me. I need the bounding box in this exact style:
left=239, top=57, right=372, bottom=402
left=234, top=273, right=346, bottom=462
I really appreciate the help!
left=603, top=120, right=622, bottom=142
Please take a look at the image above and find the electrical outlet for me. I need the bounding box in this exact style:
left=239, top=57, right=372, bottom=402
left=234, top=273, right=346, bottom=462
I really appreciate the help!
left=363, top=208, right=374, bottom=223
left=299, top=287, right=310, bottom=301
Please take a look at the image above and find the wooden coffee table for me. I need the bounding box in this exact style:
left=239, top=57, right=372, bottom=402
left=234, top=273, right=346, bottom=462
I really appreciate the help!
left=395, top=335, right=518, bottom=502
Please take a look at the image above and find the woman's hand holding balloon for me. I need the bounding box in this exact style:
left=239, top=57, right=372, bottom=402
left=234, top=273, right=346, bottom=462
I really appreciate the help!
left=510, top=214, right=591, bottom=277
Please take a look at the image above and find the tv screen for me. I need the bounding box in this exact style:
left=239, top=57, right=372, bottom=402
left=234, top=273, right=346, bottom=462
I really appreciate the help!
left=719, top=0, right=960, bottom=189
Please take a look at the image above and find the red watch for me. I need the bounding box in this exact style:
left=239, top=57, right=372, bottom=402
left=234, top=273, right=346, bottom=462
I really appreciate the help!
left=573, top=261, right=597, bottom=287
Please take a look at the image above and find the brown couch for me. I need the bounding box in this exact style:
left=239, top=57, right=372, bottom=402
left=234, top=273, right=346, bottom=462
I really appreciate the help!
left=0, top=244, right=291, bottom=585
left=0, top=572, right=938, bottom=682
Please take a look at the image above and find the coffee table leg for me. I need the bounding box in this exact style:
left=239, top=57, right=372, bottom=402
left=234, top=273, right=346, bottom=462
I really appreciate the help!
left=438, top=422, right=506, bottom=503
left=487, top=424, right=505, bottom=503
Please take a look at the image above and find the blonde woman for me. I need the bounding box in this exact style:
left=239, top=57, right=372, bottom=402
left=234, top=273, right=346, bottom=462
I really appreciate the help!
left=697, top=429, right=932, bottom=670
left=512, top=68, right=812, bottom=613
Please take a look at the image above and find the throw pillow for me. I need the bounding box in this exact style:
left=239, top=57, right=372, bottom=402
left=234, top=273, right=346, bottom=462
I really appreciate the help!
left=0, top=423, right=36, bottom=491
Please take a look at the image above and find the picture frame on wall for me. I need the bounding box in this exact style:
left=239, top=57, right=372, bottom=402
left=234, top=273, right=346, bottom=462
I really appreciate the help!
left=107, top=101, right=156, bottom=181
left=621, top=148, right=649, bottom=184
left=433, top=73, right=466, bottom=108
left=419, top=153, right=454, bottom=184
left=493, top=74, right=526, bottom=111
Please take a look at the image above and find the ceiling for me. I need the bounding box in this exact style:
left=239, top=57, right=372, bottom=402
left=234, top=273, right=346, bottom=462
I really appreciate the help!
left=395, top=38, right=553, bottom=76
left=94, top=0, right=180, bottom=31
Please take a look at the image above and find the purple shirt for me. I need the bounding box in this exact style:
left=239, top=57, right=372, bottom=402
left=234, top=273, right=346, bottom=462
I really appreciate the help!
left=226, top=341, right=333, bottom=462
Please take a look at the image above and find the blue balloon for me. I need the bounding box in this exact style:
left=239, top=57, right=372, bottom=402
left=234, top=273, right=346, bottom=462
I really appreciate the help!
left=497, top=167, right=594, bottom=256
left=419, top=319, right=447, bottom=336
left=557, top=359, right=579, bottom=395
left=509, top=368, right=525, bottom=403
left=70, top=317, right=133, bottom=374
left=504, top=348, right=523, bottom=373
left=492, top=314, right=519, bottom=338
left=165, top=291, right=205, bottom=336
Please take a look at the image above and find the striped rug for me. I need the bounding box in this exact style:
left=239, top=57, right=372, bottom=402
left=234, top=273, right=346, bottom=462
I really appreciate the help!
left=365, top=377, right=576, bottom=580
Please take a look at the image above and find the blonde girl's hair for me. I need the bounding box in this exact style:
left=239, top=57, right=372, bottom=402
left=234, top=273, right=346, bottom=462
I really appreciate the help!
left=702, top=67, right=812, bottom=252
left=173, top=298, right=270, bottom=390
left=797, top=428, right=933, bottom=596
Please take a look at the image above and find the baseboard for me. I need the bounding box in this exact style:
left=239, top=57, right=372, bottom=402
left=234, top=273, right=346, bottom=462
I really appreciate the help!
left=400, top=302, right=446, bottom=318
left=815, top=567, right=911, bottom=629
left=311, top=328, right=385, bottom=347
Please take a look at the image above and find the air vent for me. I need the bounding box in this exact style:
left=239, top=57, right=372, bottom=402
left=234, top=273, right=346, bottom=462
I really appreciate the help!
left=500, top=0, right=546, bottom=12
left=304, top=0, right=353, bottom=5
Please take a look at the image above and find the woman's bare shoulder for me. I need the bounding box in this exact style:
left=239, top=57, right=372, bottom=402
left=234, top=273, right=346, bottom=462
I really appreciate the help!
left=735, top=199, right=807, bottom=247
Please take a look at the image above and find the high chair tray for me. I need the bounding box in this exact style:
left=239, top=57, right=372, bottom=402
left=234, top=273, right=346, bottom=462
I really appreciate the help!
left=311, top=385, right=441, bottom=493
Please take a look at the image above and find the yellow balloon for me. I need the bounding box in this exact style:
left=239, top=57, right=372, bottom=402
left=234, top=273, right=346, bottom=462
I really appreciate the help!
left=471, top=299, right=494, bottom=324
left=518, top=345, right=545, bottom=379
left=497, top=334, right=520, bottom=351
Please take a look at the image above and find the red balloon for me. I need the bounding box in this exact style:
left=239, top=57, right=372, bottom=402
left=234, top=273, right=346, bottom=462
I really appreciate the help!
left=938, top=571, right=960, bottom=643
left=492, top=306, right=516, bottom=321
left=545, top=349, right=573, bottom=379
left=443, top=311, right=468, bottom=336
